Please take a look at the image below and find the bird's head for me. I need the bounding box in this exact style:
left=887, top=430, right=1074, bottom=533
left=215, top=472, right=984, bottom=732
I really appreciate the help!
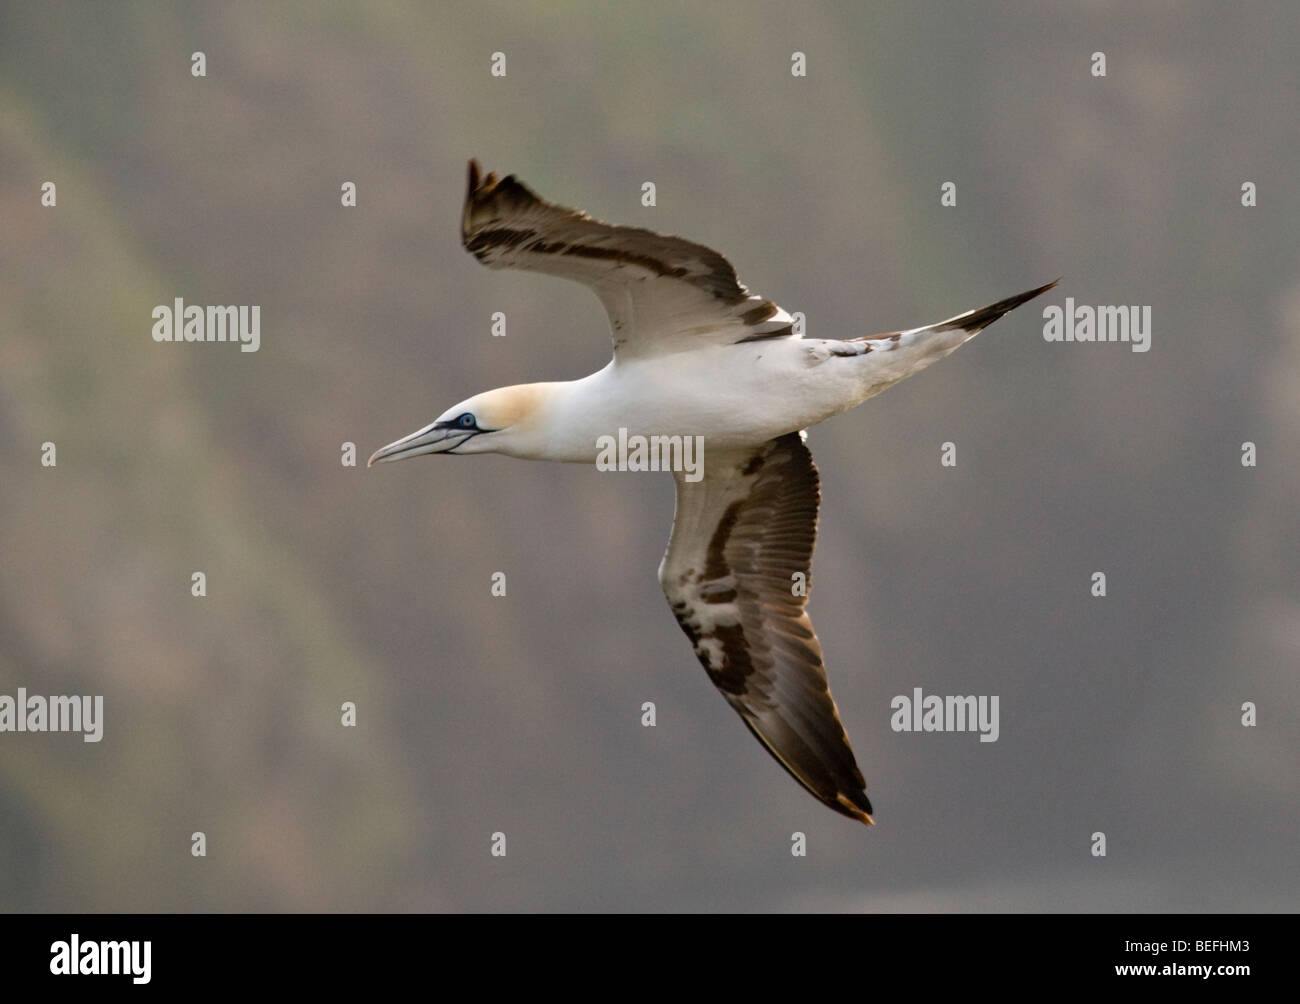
left=367, top=383, right=554, bottom=466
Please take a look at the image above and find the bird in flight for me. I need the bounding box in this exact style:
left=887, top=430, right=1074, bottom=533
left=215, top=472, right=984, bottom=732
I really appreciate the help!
left=370, top=160, right=1055, bottom=825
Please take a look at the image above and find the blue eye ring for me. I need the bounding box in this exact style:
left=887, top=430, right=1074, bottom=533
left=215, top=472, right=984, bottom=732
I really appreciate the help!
left=457, top=413, right=476, bottom=429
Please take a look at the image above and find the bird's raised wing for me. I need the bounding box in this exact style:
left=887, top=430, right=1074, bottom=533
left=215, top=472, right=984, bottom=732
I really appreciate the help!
left=461, top=160, right=795, bottom=360
left=659, top=432, right=873, bottom=824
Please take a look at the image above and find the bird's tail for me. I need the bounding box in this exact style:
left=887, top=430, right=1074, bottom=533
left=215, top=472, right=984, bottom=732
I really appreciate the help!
left=851, top=278, right=1059, bottom=347
left=832, top=279, right=1059, bottom=399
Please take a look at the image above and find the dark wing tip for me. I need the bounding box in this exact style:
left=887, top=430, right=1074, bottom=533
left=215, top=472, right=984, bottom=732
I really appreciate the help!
left=746, top=716, right=876, bottom=826
left=465, top=158, right=502, bottom=200
left=738, top=711, right=876, bottom=827
left=462, top=160, right=549, bottom=247
left=837, top=791, right=875, bottom=826
left=463, top=160, right=485, bottom=243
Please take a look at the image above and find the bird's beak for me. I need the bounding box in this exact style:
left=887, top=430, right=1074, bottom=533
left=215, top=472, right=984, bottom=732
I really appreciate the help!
left=367, top=421, right=475, bottom=466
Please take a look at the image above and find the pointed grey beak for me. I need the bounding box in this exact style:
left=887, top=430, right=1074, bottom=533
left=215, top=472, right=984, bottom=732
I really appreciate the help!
left=368, top=420, right=476, bottom=466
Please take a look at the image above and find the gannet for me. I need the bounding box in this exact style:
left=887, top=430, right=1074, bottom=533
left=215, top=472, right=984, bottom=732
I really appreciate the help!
left=370, top=160, right=1055, bottom=825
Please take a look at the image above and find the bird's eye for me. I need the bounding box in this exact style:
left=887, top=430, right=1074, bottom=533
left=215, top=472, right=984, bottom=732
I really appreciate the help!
left=457, top=413, right=476, bottom=429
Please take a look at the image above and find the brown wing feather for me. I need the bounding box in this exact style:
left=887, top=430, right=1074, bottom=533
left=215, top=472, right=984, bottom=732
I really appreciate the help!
left=461, top=160, right=794, bottom=357
left=659, top=433, right=873, bottom=824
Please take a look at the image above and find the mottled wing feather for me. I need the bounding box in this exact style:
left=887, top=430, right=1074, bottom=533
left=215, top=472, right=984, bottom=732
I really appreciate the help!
left=659, top=432, right=874, bottom=824
left=461, top=160, right=795, bottom=359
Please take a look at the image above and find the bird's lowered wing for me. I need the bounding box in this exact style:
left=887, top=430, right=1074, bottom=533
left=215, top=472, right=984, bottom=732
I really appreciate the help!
left=659, top=431, right=873, bottom=824
left=461, top=160, right=795, bottom=360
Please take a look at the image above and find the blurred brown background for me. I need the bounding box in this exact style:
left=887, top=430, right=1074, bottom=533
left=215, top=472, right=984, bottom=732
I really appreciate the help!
left=1, top=1, right=1296, bottom=911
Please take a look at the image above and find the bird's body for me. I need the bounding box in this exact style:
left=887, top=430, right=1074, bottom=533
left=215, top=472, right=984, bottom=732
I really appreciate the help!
left=488, top=345, right=847, bottom=461
left=425, top=318, right=1019, bottom=463
left=371, top=160, right=1055, bottom=825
